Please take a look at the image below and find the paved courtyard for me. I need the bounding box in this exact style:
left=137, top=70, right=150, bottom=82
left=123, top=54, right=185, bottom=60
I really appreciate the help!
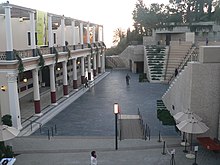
left=7, top=69, right=220, bottom=165
left=32, top=69, right=176, bottom=137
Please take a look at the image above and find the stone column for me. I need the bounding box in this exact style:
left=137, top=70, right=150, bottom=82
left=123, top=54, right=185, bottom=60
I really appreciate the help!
left=92, top=25, right=96, bottom=43
left=97, top=51, right=101, bottom=74
left=101, top=52, right=105, bottom=73
left=61, top=16, right=66, bottom=51
left=30, top=11, right=36, bottom=56
left=81, top=56, right=85, bottom=84
left=80, top=22, right=84, bottom=45
left=87, top=22, right=90, bottom=43
left=97, top=25, right=100, bottom=42
left=48, top=14, right=53, bottom=53
left=7, top=73, right=22, bottom=129
left=102, top=26, right=104, bottom=42
left=62, top=61, right=68, bottom=97
left=49, top=64, right=57, bottom=105
left=32, top=68, right=41, bottom=115
left=4, top=5, right=14, bottom=60
left=87, top=54, right=92, bottom=80
left=72, top=58, right=78, bottom=89
left=72, top=20, right=76, bottom=46
left=93, top=54, right=97, bottom=77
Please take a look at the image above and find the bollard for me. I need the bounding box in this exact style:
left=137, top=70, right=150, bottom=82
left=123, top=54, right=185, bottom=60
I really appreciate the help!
left=183, top=139, right=188, bottom=153
left=51, top=126, right=54, bottom=137
left=30, top=121, right=33, bottom=131
left=158, top=131, right=162, bottom=142
left=170, top=149, right=175, bottom=165
left=54, top=124, right=57, bottom=134
left=39, top=124, right=42, bottom=133
left=162, top=141, right=166, bottom=155
left=47, top=129, right=50, bottom=140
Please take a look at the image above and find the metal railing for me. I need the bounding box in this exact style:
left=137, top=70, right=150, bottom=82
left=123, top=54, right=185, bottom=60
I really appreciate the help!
left=137, top=108, right=150, bottom=140
left=167, top=45, right=198, bottom=84
left=21, top=118, right=42, bottom=133
left=0, top=42, right=102, bottom=60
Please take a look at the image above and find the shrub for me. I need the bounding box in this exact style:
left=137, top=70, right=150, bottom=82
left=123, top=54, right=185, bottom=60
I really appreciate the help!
left=2, top=115, right=12, bottom=126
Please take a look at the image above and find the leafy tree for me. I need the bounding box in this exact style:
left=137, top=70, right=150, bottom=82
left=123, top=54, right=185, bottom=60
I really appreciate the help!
left=113, top=28, right=126, bottom=45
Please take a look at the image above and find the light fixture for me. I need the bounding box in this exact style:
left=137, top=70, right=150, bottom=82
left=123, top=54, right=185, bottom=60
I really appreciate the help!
left=1, top=85, right=7, bottom=92
left=77, top=61, right=80, bottom=65
left=113, top=103, right=119, bottom=114
left=23, top=77, right=28, bottom=83
left=57, top=67, right=61, bottom=71
left=113, top=102, right=119, bottom=150
left=19, top=17, right=23, bottom=22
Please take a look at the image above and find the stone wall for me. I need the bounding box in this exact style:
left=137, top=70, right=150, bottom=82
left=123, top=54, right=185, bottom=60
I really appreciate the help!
left=162, top=46, right=220, bottom=139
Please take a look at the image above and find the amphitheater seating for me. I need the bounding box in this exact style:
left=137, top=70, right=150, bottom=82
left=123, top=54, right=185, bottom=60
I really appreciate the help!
left=145, top=45, right=166, bottom=82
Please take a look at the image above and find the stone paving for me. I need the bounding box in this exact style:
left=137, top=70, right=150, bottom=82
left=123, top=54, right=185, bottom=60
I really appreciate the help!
left=7, top=69, right=220, bottom=165
left=33, top=69, right=176, bottom=137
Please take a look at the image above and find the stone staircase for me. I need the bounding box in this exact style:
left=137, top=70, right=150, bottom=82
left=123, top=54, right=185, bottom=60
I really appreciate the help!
left=105, top=55, right=126, bottom=68
left=164, top=41, right=192, bottom=82
left=145, top=45, right=167, bottom=82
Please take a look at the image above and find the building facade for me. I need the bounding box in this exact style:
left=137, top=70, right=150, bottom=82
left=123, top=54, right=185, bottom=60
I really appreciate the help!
left=0, top=2, right=106, bottom=129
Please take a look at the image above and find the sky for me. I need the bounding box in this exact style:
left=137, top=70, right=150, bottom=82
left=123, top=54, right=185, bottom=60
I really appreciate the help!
left=0, top=0, right=169, bottom=48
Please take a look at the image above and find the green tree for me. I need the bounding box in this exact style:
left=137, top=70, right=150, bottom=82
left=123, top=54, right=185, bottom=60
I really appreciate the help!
left=113, top=28, right=126, bottom=45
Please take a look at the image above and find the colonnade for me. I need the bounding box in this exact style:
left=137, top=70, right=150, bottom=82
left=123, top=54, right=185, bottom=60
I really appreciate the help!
left=1, top=3, right=105, bottom=129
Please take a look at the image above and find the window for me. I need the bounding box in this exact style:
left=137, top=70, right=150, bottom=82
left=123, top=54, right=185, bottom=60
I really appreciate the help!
left=35, top=32, right=38, bottom=45
left=53, top=33, right=56, bottom=44
left=28, top=32, right=31, bottom=46
left=27, top=32, right=38, bottom=46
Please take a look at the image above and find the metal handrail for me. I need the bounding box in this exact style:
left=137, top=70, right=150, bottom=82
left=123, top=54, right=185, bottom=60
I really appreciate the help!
left=137, top=108, right=149, bottom=140
left=0, top=42, right=104, bottom=60
left=167, top=45, right=198, bottom=84
left=21, top=118, right=42, bottom=132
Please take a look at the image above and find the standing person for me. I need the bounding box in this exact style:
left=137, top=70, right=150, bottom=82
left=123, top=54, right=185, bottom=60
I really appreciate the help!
left=175, top=68, right=178, bottom=77
left=206, top=38, right=209, bottom=46
left=90, top=151, right=97, bottom=165
left=84, top=77, right=89, bottom=88
left=126, top=73, right=130, bottom=85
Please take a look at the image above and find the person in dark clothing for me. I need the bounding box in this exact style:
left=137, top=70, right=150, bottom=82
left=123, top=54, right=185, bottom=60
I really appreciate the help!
left=126, top=74, right=130, bottom=85
left=84, top=77, right=89, bottom=88
left=175, top=68, right=178, bottom=77
left=206, top=38, right=209, bottom=46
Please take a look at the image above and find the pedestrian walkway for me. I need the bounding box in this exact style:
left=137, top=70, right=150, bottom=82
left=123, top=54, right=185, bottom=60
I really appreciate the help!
left=7, top=69, right=220, bottom=165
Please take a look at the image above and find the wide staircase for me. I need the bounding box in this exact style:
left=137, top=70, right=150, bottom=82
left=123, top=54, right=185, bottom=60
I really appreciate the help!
left=164, top=41, right=192, bottom=82
left=145, top=45, right=167, bottom=82
left=105, top=55, right=126, bottom=68
left=119, top=109, right=149, bottom=140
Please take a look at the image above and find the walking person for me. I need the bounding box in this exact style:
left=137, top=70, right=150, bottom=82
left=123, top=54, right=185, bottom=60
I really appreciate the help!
left=206, top=37, right=209, bottom=46
left=126, top=73, right=130, bottom=85
left=90, top=151, right=97, bottom=165
left=84, top=77, right=89, bottom=88
left=175, top=68, right=178, bottom=77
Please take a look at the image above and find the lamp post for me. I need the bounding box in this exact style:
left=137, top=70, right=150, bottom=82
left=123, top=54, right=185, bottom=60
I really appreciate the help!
left=113, top=103, right=119, bottom=150
left=193, top=146, right=198, bottom=165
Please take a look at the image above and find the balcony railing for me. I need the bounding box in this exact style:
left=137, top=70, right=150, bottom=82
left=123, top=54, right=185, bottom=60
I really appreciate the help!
left=0, top=43, right=100, bottom=60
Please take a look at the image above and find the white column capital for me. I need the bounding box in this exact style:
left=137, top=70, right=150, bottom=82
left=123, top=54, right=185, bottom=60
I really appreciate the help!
left=29, top=10, right=35, bottom=14
left=3, top=5, right=12, bottom=9
left=6, top=73, right=18, bottom=82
